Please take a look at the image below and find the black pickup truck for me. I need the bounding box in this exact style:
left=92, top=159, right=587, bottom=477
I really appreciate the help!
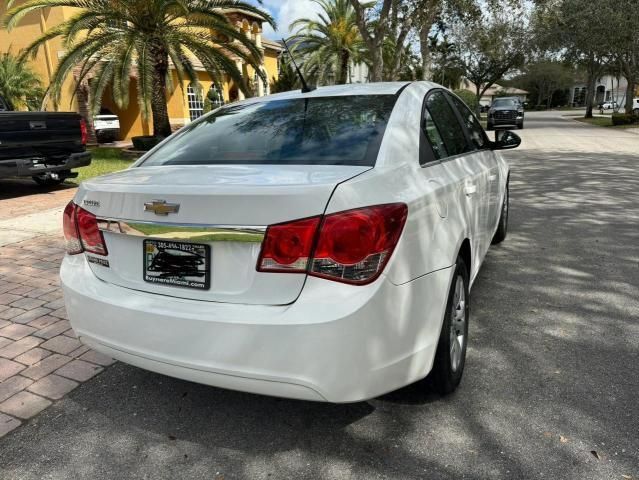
left=0, top=95, right=91, bottom=186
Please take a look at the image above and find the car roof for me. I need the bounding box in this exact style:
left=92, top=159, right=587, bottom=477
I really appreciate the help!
left=237, top=82, right=422, bottom=107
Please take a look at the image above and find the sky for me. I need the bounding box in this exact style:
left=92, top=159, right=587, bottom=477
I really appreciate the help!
left=252, top=0, right=324, bottom=39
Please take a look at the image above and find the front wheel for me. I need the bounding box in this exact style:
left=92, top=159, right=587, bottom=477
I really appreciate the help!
left=429, top=256, right=470, bottom=395
left=492, top=183, right=509, bottom=244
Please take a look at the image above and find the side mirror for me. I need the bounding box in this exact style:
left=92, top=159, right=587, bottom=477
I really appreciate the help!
left=491, top=130, right=521, bottom=150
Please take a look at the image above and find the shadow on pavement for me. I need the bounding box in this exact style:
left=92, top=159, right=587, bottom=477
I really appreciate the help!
left=0, top=150, right=637, bottom=480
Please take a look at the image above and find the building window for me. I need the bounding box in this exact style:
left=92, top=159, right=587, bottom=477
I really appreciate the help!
left=187, top=83, right=204, bottom=121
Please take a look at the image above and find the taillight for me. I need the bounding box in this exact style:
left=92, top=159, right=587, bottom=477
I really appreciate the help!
left=76, top=207, right=107, bottom=255
left=63, top=201, right=82, bottom=255
left=257, top=216, right=320, bottom=272
left=257, top=203, right=407, bottom=285
left=62, top=201, right=108, bottom=256
left=311, top=204, right=407, bottom=284
left=80, top=118, right=88, bottom=145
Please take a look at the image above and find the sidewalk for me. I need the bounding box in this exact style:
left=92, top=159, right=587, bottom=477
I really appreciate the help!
left=0, top=207, right=114, bottom=438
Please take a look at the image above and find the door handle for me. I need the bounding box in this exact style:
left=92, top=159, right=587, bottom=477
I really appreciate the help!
left=464, top=183, right=477, bottom=196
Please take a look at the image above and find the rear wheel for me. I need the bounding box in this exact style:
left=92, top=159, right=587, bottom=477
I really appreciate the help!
left=492, top=183, right=509, bottom=244
left=429, top=256, right=469, bottom=395
left=486, top=122, right=494, bottom=131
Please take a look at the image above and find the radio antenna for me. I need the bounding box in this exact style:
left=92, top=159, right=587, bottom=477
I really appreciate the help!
left=281, top=38, right=316, bottom=93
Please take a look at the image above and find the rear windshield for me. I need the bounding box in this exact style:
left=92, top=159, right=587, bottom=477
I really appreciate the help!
left=140, top=95, right=397, bottom=167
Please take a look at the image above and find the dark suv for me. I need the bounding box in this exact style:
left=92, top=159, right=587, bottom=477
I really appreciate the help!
left=487, top=97, right=524, bottom=130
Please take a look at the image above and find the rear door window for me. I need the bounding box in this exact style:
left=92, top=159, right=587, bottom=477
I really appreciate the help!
left=423, top=91, right=471, bottom=158
left=448, top=93, right=489, bottom=150
left=141, top=96, right=397, bottom=167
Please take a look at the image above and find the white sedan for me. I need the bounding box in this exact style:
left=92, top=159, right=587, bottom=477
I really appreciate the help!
left=61, top=82, right=518, bottom=403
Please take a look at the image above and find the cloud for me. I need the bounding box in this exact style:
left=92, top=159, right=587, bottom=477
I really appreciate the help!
left=257, top=0, right=324, bottom=39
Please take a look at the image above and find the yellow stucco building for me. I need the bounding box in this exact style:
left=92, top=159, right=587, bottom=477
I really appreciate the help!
left=0, top=5, right=282, bottom=140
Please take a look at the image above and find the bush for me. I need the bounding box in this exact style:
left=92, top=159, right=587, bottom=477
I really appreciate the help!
left=453, top=89, right=480, bottom=113
left=131, top=135, right=161, bottom=151
left=611, top=113, right=639, bottom=126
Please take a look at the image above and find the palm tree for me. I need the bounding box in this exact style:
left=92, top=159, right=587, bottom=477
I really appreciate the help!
left=0, top=52, right=44, bottom=111
left=3, top=0, right=274, bottom=137
left=290, top=0, right=364, bottom=85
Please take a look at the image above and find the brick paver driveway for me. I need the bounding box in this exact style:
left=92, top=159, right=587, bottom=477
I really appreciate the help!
left=0, top=179, right=115, bottom=437
left=0, top=112, right=637, bottom=480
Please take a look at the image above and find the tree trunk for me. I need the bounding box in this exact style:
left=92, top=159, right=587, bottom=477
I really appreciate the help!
left=348, top=0, right=390, bottom=83
left=338, top=50, right=349, bottom=85
left=369, top=47, right=384, bottom=82
left=75, top=80, right=97, bottom=145
left=419, top=26, right=432, bottom=81
left=150, top=42, right=172, bottom=138
left=625, top=76, right=636, bottom=114
left=584, top=71, right=596, bottom=119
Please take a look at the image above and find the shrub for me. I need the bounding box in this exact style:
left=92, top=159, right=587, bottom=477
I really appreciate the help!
left=453, top=89, right=480, bottom=113
left=131, top=135, right=161, bottom=151
left=611, top=113, right=639, bottom=125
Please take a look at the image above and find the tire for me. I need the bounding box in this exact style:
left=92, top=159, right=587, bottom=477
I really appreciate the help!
left=492, top=182, right=509, bottom=244
left=633, top=108, right=639, bottom=115
left=429, top=256, right=470, bottom=395
left=517, top=122, right=524, bottom=129
left=486, top=123, right=494, bottom=131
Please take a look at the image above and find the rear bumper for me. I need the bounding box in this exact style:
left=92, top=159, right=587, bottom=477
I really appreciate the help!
left=95, top=129, right=120, bottom=140
left=0, top=151, right=91, bottom=178
left=61, top=255, right=454, bottom=403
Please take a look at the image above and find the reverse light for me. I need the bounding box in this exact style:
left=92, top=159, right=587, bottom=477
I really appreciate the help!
left=62, top=201, right=108, bottom=256
left=257, top=203, right=408, bottom=285
left=257, top=216, right=320, bottom=272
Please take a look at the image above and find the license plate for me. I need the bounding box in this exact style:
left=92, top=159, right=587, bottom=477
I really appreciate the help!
left=143, top=240, right=210, bottom=290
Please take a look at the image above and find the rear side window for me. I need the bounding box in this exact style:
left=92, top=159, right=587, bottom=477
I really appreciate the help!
left=422, top=108, right=448, bottom=160
left=448, top=94, right=488, bottom=150
left=141, top=96, right=397, bottom=167
left=424, top=91, right=471, bottom=158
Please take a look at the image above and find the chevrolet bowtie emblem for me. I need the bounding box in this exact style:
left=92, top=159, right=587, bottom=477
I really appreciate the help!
left=144, top=200, right=180, bottom=216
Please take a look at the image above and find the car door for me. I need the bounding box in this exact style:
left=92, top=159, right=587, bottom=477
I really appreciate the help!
left=420, top=90, right=488, bottom=279
left=446, top=93, right=502, bottom=245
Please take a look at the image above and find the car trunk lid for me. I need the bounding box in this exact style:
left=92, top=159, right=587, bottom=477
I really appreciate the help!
left=75, top=164, right=369, bottom=305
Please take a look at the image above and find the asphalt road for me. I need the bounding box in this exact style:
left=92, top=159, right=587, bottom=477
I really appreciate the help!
left=1, top=112, right=638, bottom=480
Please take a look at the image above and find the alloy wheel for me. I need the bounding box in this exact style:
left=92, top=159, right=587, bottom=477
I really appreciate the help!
left=449, top=275, right=467, bottom=372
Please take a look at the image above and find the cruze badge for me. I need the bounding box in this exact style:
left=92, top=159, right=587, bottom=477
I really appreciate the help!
left=144, top=200, right=180, bottom=216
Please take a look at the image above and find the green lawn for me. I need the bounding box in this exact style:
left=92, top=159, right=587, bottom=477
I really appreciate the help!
left=572, top=117, right=639, bottom=129
left=67, top=147, right=137, bottom=184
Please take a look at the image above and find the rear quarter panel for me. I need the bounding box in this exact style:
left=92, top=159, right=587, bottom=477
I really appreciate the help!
left=326, top=83, right=474, bottom=285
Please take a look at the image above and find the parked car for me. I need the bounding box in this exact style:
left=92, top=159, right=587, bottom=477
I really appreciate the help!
left=599, top=100, right=618, bottom=110
left=93, top=108, right=121, bottom=143
left=0, top=95, right=91, bottom=186
left=487, top=97, right=524, bottom=130
left=61, top=82, right=518, bottom=403
left=633, top=98, right=639, bottom=115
